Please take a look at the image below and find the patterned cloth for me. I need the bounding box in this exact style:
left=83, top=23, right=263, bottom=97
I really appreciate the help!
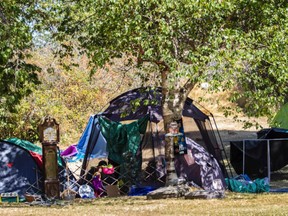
left=175, top=137, right=226, bottom=191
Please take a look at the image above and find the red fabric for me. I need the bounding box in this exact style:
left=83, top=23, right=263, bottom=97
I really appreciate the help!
left=7, top=162, right=13, bottom=168
left=29, top=151, right=43, bottom=169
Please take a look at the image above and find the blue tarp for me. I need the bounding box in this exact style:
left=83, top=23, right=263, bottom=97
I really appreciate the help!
left=65, top=115, right=108, bottom=161
left=128, top=186, right=157, bottom=196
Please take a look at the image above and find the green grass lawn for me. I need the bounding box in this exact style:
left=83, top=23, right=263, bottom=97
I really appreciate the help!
left=1, top=192, right=288, bottom=216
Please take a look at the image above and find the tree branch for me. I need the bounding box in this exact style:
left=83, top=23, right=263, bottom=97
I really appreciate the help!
left=182, top=78, right=197, bottom=99
left=0, top=6, right=7, bottom=24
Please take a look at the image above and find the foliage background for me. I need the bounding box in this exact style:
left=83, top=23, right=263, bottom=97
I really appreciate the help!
left=1, top=0, right=287, bottom=147
left=0, top=45, right=155, bottom=145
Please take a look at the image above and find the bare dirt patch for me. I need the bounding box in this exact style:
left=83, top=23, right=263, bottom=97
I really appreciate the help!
left=214, top=115, right=269, bottom=142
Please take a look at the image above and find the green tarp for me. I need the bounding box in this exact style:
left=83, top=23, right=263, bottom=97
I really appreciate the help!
left=98, top=115, right=149, bottom=164
left=6, top=137, right=42, bottom=154
left=225, top=177, right=270, bottom=193
left=6, top=137, right=63, bottom=166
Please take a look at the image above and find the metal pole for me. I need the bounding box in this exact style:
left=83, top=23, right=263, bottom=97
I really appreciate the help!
left=242, top=140, right=246, bottom=175
left=267, top=140, right=271, bottom=183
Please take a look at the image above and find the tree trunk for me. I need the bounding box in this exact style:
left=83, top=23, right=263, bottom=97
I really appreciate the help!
left=146, top=87, right=192, bottom=198
left=161, top=82, right=186, bottom=186
left=147, top=68, right=197, bottom=198
left=164, top=128, right=178, bottom=186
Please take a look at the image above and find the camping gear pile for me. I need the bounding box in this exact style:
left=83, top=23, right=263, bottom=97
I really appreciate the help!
left=225, top=174, right=270, bottom=193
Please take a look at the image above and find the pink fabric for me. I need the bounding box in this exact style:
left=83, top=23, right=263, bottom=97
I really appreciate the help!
left=102, top=167, right=114, bottom=175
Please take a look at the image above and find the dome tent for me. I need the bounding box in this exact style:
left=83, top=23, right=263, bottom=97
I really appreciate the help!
left=0, top=138, right=78, bottom=199
left=72, top=87, right=229, bottom=194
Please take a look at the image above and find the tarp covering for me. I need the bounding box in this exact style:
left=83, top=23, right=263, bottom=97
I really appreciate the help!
left=61, top=145, right=78, bottom=158
left=230, top=128, right=288, bottom=177
left=72, top=116, right=108, bottom=160
left=6, top=138, right=42, bottom=154
left=6, top=137, right=63, bottom=167
left=226, top=175, right=269, bottom=193
left=99, top=115, right=149, bottom=164
left=257, top=127, right=288, bottom=139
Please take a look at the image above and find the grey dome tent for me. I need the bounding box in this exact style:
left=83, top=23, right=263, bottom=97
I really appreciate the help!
left=73, top=87, right=230, bottom=194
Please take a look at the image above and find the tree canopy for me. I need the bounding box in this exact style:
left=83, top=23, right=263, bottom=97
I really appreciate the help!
left=1, top=0, right=287, bottom=126
left=52, top=0, right=288, bottom=185
left=0, top=1, right=42, bottom=115
left=1, top=0, right=287, bottom=137
left=54, top=0, right=288, bottom=124
left=1, top=0, right=287, bottom=186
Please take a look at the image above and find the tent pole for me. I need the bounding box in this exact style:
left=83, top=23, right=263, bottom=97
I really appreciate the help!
left=36, top=168, right=39, bottom=189
left=267, top=140, right=271, bottom=183
left=152, top=121, right=156, bottom=159
left=210, top=114, right=233, bottom=178
left=242, top=140, right=246, bottom=175
left=194, top=100, right=233, bottom=178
